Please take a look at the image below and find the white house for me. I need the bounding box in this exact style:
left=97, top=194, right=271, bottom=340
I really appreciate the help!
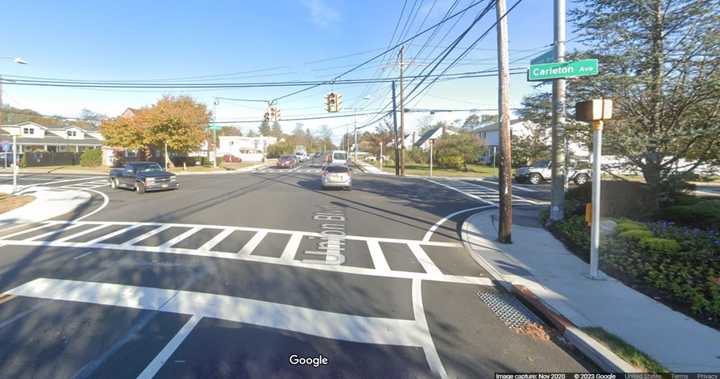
left=474, top=119, right=589, bottom=164
left=218, top=136, right=277, bottom=162
left=0, top=121, right=103, bottom=154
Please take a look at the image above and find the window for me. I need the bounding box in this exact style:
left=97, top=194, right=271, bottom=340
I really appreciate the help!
left=23, top=128, right=34, bottom=135
left=67, top=130, right=77, bottom=137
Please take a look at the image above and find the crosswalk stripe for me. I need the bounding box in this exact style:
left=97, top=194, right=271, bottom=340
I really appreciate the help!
left=159, top=227, right=201, bottom=248
left=24, top=223, right=86, bottom=242
left=239, top=230, right=267, bottom=255
left=86, top=224, right=144, bottom=244
left=366, top=240, right=391, bottom=272
left=281, top=232, right=303, bottom=261
left=122, top=225, right=173, bottom=246
left=55, top=224, right=111, bottom=242
left=0, top=223, right=56, bottom=240
left=197, top=229, right=234, bottom=252
left=408, top=243, right=442, bottom=275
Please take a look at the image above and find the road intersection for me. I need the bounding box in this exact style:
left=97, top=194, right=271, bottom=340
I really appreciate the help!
left=0, top=159, right=588, bottom=378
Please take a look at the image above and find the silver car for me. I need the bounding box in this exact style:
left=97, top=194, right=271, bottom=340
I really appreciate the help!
left=321, top=165, right=352, bottom=191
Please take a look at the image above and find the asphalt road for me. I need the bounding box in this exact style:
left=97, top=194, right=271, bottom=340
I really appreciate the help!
left=0, top=158, right=588, bottom=378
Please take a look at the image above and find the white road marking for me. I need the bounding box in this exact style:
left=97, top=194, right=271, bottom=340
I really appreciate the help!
left=424, top=178, right=495, bottom=205
left=27, top=176, right=102, bottom=187
left=121, top=225, right=173, bottom=246
left=422, top=206, right=495, bottom=242
left=55, top=224, right=111, bottom=242
left=408, top=243, right=442, bottom=275
left=238, top=230, right=267, bottom=255
left=24, top=223, right=86, bottom=242
left=73, top=251, right=96, bottom=260
left=137, top=315, right=202, bottom=379
left=424, top=178, right=547, bottom=206
left=8, top=277, right=436, bottom=347
left=85, top=224, right=144, bottom=244
left=366, top=240, right=391, bottom=272
left=281, top=232, right=303, bottom=261
left=197, top=229, right=234, bottom=252
left=412, top=279, right=448, bottom=379
left=0, top=223, right=59, bottom=240
left=159, top=227, right=201, bottom=248
left=69, top=187, right=110, bottom=222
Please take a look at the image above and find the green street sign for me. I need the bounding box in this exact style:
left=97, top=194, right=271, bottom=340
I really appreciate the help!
left=208, top=124, right=222, bottom=131
left=530, top=49, right=554, bottom=65
left=528, top=59, right=599, bottom=81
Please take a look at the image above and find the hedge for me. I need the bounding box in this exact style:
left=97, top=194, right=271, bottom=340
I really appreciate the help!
left=656, top=199, right=720, bottom=230
left=79, top=149, right=102, bottom=167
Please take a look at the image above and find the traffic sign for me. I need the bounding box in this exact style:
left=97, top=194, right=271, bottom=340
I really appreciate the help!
left=528, top=59, right=599, bottom=81
left=530, top=49, right=554, bottom=65
left=208, top=124, right=223, bottom=131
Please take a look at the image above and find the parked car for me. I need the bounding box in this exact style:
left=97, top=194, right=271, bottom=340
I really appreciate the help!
left=321, top=165, right=352, bottom=191
left=109, top=161, right=178, bottom=193
left=295, top=151, right=308, bottom=162
left=223, top=154, right=242, bottom=163
left=515, top=159, right=591, bottom=185
left=277, top=155, right=297, bottom=169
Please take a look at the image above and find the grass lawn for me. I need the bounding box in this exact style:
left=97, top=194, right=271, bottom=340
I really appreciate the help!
left=582, top=327, right=667, bottom=373
left=380, top=162, right=499, bottom=177
left=0, top=193, right=35, bottom=214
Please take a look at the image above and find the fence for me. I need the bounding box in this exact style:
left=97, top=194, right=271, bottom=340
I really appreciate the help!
left=21, top=152, right=81, bottom=167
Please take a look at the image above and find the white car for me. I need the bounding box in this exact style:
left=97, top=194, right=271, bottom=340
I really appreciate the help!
left=295, top=152, right=308, bottom=162
left=321, top=165, right=352, bottom=190
left=329, top=150, right=347, bottom=166
left=516, top=160, right=591, bottom=185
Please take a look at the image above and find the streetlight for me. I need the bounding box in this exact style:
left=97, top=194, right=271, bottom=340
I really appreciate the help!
left=0, top=56, right=29, bottom=193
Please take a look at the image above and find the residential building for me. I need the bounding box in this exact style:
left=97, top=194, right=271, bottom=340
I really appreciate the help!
left=0, top=121, right=103, bottom=155
left=218, top=136, right=277, bottom=162
left=413, top=126, right=457, bottom=150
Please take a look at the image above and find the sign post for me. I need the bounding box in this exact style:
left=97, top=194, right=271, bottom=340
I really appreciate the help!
left=576, top=99, right=613, bottom=279
left=528, top=59, right=599, bottom=81
left=429, top=139, right=434, bottom=177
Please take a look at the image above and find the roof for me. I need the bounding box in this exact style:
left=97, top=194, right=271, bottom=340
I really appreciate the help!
left=14, top=135, right=102, bottom=146
left=473, top=119, right=525, bottom=133
left=414, top=128, right=441, bottom=147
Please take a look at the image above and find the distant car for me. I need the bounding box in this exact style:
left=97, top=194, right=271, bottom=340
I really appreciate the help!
left=109, top=161, right=178, bottom=193
left=321, top=165, right=352, bottom=191
left=223, top=154, right=242, bottom=163
left=277, top=155, right=297, bottom=169
left=515, top=159, right=591, bottom=185
left=328, top=150, right=347, bottom=166
left=295, top=151, right=308, bottom=162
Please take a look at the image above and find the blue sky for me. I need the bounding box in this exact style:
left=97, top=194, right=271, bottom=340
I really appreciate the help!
left=0, top=0, right=578, bottom=139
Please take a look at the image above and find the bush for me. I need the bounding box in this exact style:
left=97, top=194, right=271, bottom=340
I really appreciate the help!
left=79, top=149, right=102, bottom=167
left=616, top=219, right=648, bottom=233
left=406, top=147, right=428, bottom=164
left=656, top=200, right=720, bottom=230
left=618, top=229, right=654, bottom=241
left=436, top=154, right=464, bottom=170
left=550, top=215, right=591, bottom=261
left=639, top=238, right=681, bottom=254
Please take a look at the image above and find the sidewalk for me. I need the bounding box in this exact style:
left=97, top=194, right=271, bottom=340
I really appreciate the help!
left=354, top=161, right=389, bottom=175
left=0, top=185, right=90, bottom=226
left=461, top=208, right=720, bottom=372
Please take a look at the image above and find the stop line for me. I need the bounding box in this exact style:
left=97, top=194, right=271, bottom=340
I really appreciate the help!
left=424, top=178, right=547, bottom=206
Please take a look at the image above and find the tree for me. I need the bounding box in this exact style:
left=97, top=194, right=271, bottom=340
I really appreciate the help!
left=270, top=121, right=283, bottom=137
left=462, top=114, right=481, bottom=130
left=100, top=112, right=146, bottom=151
left=218, top=126, right=243, bottom=136
left=80, top=108, right=107, bottom=125
left=138, top=96, right=210, bottom=169
left=433, top=133, right=485, bottom=171
left=246, top=129, right=258, bottom=137
left=570, top=0, right=720, bottom=207
left=258, top=120, right=271, bottom=136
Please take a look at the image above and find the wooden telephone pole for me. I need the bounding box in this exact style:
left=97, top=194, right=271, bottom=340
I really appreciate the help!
left=398, top=46, right=406, bottom=176
left=496, top=0, right=513, bottom=243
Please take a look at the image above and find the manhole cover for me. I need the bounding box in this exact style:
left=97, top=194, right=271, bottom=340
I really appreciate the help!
left=476, top=289, right=541, bottom=329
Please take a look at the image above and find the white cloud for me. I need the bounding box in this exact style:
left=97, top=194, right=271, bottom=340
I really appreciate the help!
left=300, top=0, right=340, bottom=28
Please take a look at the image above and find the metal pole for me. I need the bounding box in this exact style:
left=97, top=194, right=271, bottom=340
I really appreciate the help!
left=496, top=0, right=513, bottom=243
left=391, top=82, right=400, bottom=176
left=379, top=142, right=383, bottom=169
left=429, top=140, right=433, bottom=177
left=398, top=46, right=406, bottom=176
left=354, top=125, right=358, bottom=162
left=12, top=134, right=17, bottom=193
left=550, top=0, right=567, bottom=221
left=589, top=120, right=603, bottom=278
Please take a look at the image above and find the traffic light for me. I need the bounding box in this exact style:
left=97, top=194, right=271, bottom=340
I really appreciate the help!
left=264, top=106, right=281, bottom=121
left=263, top=111, right=271, bottom=122
left=325, top=92, right=342, bottom=112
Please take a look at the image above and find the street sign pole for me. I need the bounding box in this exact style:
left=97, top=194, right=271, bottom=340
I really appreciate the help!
left=550, top=0, right=567, bottom=222
left=429, top=139, right=433, bottom=177
left=12, top=134, right=17, bottom=193
left=589, top=120, right=603, bottom=278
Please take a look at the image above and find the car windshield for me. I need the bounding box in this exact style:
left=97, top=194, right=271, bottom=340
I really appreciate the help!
left=325, top=166, right=349, bottom=173
left=133, top=163, right=163, bottom=173
left=531, top=160, right=550, bottom=168
left=333, top=152, right=347, bottom=160
left=280, top=155, right=293, bottom=160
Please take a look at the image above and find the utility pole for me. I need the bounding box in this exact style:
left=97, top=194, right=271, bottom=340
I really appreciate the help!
left=429, top=139, right=434, bottom=177
left=398, top=46, right=406, bottom=176
left=496, top=0, right=513, bottom=243
left=391, top=81, right=400, bottom=176
left=550, top=0, right=567, bottom=221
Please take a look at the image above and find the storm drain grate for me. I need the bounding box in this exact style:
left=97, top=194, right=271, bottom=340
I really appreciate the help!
left=476, top=289, right=541, bottom=329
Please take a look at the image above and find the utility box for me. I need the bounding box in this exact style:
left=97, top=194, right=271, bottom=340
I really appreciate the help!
left=575, top=99, right=613, bottom=121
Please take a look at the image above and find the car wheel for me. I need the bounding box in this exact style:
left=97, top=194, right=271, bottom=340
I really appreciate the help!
left=528, top=173, right=542, bottom=185
left=110, top=178, right=117, bottom=189
left=574, top=173, right=589, bottom=185
left=135, top=182, right=145, bottom=194
left=346, top=186, right=352, bottom=191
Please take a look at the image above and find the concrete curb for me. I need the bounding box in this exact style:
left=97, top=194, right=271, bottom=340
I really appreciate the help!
left=0, top=162, right=275, bottom=177
left=0, top=185, right=92, bottom=226
left=459, top=211, right=637, bottom=373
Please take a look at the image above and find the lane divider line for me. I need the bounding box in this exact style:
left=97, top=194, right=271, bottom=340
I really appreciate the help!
left=136, top=315, right=203, bottom=379
left=412, top=279, right=448, bottom=379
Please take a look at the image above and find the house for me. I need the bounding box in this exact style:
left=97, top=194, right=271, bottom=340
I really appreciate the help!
left=473, top=119, right=589, bottom=164
left=218, top=136, right=277, bottom=162
left=0, top=121, right=103, bottom=155
left=413, top=127, right=457, bottom=150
